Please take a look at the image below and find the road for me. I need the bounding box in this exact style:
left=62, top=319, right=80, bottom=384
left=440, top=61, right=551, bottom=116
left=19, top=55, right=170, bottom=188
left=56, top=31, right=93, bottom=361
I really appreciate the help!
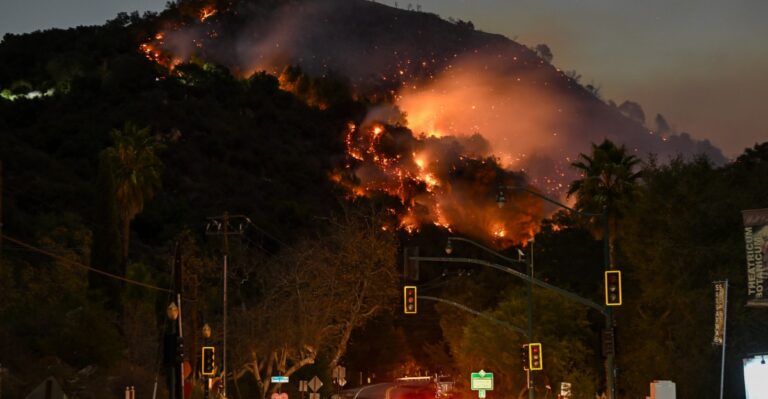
left=344, top=380, right=436, bottom=399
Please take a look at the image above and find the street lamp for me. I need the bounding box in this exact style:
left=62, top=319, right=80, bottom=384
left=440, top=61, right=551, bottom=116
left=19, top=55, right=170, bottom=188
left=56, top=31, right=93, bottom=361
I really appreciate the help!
left=167, top=302, right=179, bottom=320
left=496, top=185, right=617, bottom=399
left=202, top=323, right=212, bottom=339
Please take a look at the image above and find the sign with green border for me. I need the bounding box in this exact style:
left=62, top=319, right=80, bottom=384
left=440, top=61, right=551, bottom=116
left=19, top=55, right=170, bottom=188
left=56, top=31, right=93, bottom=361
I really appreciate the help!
left=470, top=370, right=493, bottom=391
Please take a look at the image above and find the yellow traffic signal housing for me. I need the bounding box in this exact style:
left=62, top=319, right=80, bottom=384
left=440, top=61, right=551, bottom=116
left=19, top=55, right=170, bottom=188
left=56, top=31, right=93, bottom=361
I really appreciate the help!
left=605, top=270, right=623, bottom=306
left=528, top=343, right=543, bottom=370
left=202, top=346, right=215, bottom=376
left=404, top=286, right=417, bottom=314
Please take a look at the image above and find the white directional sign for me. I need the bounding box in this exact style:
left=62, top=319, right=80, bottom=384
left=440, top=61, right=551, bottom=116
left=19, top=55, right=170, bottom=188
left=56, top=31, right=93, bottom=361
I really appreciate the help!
left=308, top=376, right=323, bottom=392
left=470, top=370, right=494, bottom=391
left=470, top=370, right=493, bottom=399
left=299, top=380, right=308, bottom=392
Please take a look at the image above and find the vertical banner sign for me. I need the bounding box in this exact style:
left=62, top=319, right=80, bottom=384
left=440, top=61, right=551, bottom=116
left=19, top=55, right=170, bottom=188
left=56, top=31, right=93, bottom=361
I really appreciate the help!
left=742, top=209, right=768, bottom=307
left=713, top=281, right=726, bottom=345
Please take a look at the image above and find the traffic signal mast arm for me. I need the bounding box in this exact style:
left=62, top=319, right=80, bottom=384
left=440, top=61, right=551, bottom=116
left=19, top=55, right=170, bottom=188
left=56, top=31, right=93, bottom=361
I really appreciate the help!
left=410, top=256, right=607, bottom=316
left=446, top=236, right=526, bottom=266
left=419, top=295, right=529, bottom=338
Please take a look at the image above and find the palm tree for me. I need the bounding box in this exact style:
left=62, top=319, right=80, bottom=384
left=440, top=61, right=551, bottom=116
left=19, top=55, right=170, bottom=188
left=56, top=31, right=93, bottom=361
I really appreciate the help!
left=567, top=139, right=642, bottom=263
left=102, top=122, right=163, bottom=261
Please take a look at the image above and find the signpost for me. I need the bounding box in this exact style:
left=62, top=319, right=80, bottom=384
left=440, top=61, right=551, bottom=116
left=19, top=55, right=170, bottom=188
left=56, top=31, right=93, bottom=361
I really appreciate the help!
left=332, top=366, right=346, bottom=380
left=308, top=375, right=322, bottom=399
left=332, top=366, right=346, bottom=399
left=470, top=370, right=494, bottom=399
left=308, top=376, right=323, bottom=392
left=298, top=380, right=308, bottom=399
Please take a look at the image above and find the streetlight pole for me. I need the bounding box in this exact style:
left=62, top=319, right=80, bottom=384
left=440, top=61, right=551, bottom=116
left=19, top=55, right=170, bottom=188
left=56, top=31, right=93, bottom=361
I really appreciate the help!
left=498, top=185, right=617, bottom=399
left=446, top=237, right=533, bottom=399
left=166, top=302, right=182, bottom=399
left=526, top=239, right=534, bottom=399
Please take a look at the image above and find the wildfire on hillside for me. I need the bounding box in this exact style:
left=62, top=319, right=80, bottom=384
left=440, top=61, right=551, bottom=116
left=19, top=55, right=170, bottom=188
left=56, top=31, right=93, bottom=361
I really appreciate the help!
left=136, top=1, right=566, bottom=247
left=140, top=32, right=184, bottom=70
left=337, top=121, right=544, bottom=247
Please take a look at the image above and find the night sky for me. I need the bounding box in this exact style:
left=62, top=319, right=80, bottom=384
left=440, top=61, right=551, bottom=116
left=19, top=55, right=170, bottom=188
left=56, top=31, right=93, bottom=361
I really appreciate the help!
left=3, top=0, right=766, bottom=157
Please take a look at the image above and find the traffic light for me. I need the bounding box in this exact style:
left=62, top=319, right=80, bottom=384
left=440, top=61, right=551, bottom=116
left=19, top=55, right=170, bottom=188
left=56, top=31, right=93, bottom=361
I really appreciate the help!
left=520, top=344, right=529, bottom=370
left=404, top=286, right=417, bottom=314
left=528, top=343, right=543, bottom=370
left=604, top=270, right=622, bottom=306
left=202, top=346, right=215, bottom=376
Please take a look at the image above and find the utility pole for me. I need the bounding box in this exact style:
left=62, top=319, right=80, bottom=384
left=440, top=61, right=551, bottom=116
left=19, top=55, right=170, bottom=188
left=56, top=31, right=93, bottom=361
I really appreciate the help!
left=206, top=213, right=247, bottom=399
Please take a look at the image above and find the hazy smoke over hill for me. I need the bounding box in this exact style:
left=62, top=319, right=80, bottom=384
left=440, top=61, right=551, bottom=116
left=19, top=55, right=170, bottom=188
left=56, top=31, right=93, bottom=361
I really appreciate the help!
left=144, top=0, right=725, bottom=242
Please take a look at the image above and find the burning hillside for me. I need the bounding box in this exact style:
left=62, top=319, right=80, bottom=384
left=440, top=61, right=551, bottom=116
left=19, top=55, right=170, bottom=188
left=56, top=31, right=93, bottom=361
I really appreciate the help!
left=137, top=0, right=723, bottom=244
left=336, top=121, right=543, bottom=246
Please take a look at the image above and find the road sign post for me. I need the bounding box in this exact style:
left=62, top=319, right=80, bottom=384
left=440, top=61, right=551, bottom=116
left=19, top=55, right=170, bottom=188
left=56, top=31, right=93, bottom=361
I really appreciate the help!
left=308, top=376, right=323, bottom=393
left=332, top=366, right=346, bottom=397
left=470, top=370, right=494, bottom=399
left=299, top=380, right=308, bottom=399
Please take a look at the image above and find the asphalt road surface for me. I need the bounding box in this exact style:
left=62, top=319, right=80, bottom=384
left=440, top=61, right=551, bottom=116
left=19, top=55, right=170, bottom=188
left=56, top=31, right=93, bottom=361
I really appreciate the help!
left=344, top=380, right=436, bottom=399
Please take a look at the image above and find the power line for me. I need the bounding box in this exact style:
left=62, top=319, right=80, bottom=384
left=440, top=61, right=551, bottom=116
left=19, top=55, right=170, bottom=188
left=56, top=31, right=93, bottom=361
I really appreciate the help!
left=1, top=233, right=172, bottom=293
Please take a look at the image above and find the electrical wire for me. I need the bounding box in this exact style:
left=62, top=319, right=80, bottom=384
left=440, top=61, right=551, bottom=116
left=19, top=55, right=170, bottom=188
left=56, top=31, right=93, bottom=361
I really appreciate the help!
left=1, top=233, right=172, bottom=293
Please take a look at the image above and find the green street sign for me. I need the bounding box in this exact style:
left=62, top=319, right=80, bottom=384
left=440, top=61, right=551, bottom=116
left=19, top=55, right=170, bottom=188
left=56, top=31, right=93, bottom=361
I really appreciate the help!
left=470, top=370, right=494, bottom=391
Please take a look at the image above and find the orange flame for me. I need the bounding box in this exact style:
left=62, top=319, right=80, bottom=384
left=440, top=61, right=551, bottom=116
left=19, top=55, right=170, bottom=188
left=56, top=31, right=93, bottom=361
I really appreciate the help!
left=338, top=121, right=543, bottom=247
left=200, top=7, right=217, bottom=22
